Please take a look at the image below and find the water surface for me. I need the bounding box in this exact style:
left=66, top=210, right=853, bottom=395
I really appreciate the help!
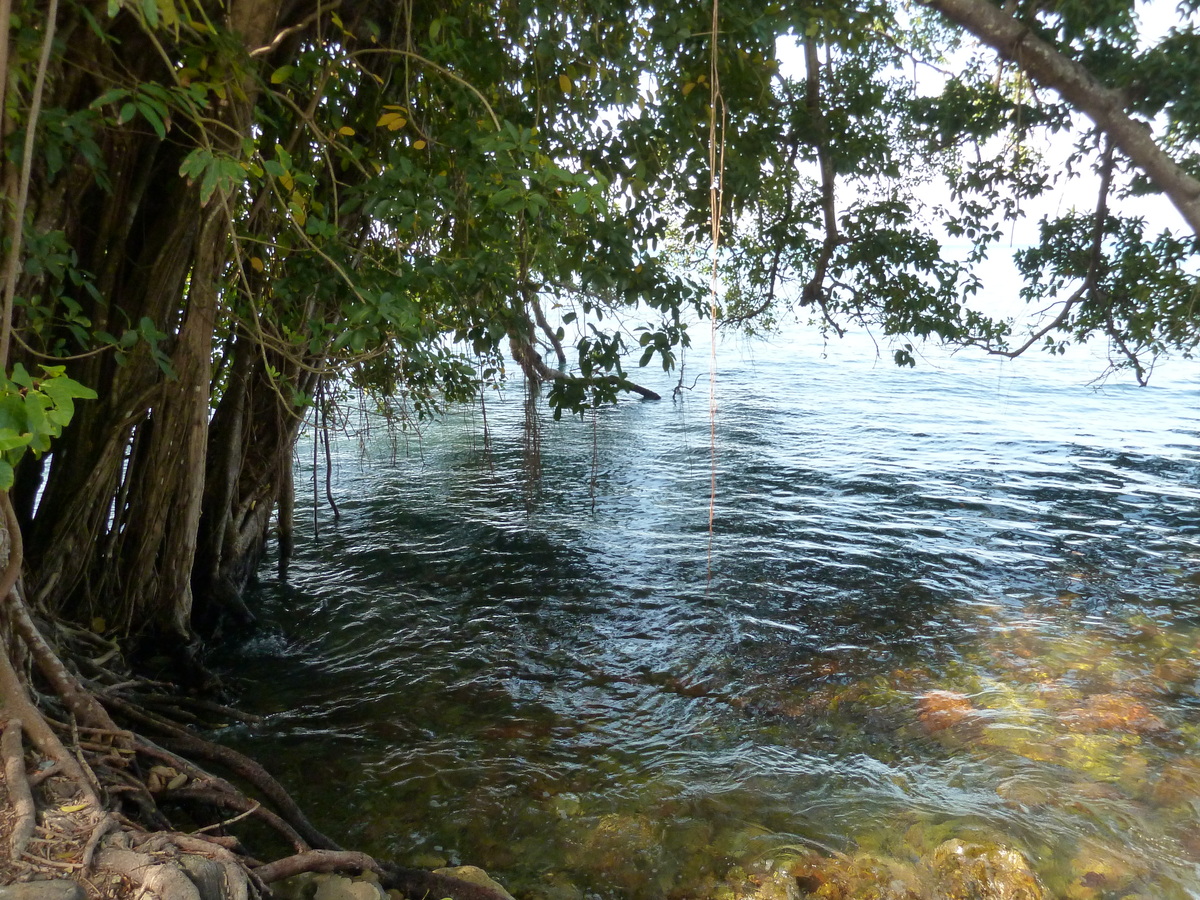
left=221, top=329, right=1200, bottom=899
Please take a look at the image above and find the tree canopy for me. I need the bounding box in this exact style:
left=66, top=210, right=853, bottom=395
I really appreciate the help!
left=1, top=0, right=1198, bottom=644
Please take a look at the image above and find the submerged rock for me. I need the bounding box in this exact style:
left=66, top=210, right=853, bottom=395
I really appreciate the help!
left=313, top=874, right=387, bottom=900
left=917, top=692, right=977, bottom=734
left=789, top=851, right=922, bottom=900
left=721, top=869, right=802, bottom=900
left=564, top=812, right=663, bottom=892
left=927, top=839, right=1044, bottom=900
left=1059, top=694, right=1167, bottom=735
left=433, top=866, right=517, bottom=900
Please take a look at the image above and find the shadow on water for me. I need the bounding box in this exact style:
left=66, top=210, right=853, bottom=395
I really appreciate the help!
left=213, top=338, right=1200, bottom=899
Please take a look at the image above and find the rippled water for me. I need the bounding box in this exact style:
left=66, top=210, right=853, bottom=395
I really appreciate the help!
left=219, top=327, right=1200, bottom=899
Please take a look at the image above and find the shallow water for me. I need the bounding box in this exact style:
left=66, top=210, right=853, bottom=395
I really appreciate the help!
left=219, top=328, right=1200, bottom=899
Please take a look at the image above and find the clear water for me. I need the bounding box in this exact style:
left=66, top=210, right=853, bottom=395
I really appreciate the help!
left=219, top=326, right=1200, bottom=899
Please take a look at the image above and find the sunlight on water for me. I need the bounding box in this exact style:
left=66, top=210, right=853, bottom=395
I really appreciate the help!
left=219, top=325, right=1200, bottom=899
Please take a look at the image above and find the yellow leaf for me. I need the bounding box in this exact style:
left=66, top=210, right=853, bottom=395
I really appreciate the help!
left=270, top=66, right=292, bottom=85
left=249, top=257, right=264, bottom=272
left=337, top=126, right=356, bottom=136
left=291, top=206, right=306, bottom=227
left=376, top=112, right=407, bottom=131
left=412, top=140, right=427, bottom=150
left=682, top=82, right=696, bottom=96
left=279, top=171, right=294, bottom=191
left=59, top=803, right=89, bottom=813
left=558, top=73, right=573, bottom=93
left=90, top=617, right=106, bottom=633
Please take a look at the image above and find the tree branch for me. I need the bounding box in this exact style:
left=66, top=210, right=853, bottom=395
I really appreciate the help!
left=919, top=0, right=1200, bottom=237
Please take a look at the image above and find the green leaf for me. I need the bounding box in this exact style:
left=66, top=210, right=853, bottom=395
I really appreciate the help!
left=142, top=0, right=158, bottom=27
left=0, top=460, right=14, bottom=491
left=42, top=374, right=97, bottom=402
left=0, top=432, right=31, bottom=453
left=136, top=100, right=166, bottom=139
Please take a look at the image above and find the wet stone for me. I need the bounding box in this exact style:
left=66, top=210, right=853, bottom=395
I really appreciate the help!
left=790, top=852, right=922, bottom=900
left=917, top=691, right=976, bottom=734
left=928, top=839, right=1045, bottom=900
left=1059, top=694, right=1167, bottom=735
left=433, top=865, right=516, bottom=900
left=312, top=875, right=386, bottom=900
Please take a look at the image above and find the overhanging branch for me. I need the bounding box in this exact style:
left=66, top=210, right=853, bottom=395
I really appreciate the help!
left=919, top=0, right=1200, bottom=237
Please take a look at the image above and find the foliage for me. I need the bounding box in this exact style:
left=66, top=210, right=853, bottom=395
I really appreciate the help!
left=0, top=365, right=96, bottom=489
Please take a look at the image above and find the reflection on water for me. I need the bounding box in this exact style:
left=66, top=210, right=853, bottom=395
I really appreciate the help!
left=218, top=330, right=1200, bottom=899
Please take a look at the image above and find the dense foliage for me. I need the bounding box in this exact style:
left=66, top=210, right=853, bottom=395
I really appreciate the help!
left=2, top=0, right=1198, bottom=643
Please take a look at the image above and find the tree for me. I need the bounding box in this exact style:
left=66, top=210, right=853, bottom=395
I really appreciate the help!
left=0, top=0, right=1197, bottom=893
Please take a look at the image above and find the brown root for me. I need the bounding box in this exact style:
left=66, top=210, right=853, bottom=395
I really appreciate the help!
left=99, top=693, right=337, bottom=851
left=3, top=717, right=36, bottom=859
left=168, top=786, right=308, bottom=852
left=251, top=849, right=381, bottom=883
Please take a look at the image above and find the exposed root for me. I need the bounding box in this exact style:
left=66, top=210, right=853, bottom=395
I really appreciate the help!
left=0, top=643, right=100, bottom=809
left=252, top=849, right=380, bottom=883
left=98, top=693, right=338, bottom=851
left=168, top=787, right=307, bottom=852
left=81, top=813, right=120, bottom=871
left=1, top=493, right=511, bottom=900
left=3, top=717, right=36, bottom=858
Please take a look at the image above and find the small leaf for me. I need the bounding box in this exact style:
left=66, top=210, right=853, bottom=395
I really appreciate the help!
left=558, top=73, right=573, bottom=93
left=270, top=66, right=294, bottom=84
left=91, top=617, right=107, bottom=633
left=412, top=139, right=426, bottom=150
left=376, top=112, right=406, bottom=130
left=682, top=82, right=696, bottom=96
left=337, top=125, right=356, bottom=136
left=250, top=257, right=264, bottom=272
left=59, top=803, right=90, bottom=813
